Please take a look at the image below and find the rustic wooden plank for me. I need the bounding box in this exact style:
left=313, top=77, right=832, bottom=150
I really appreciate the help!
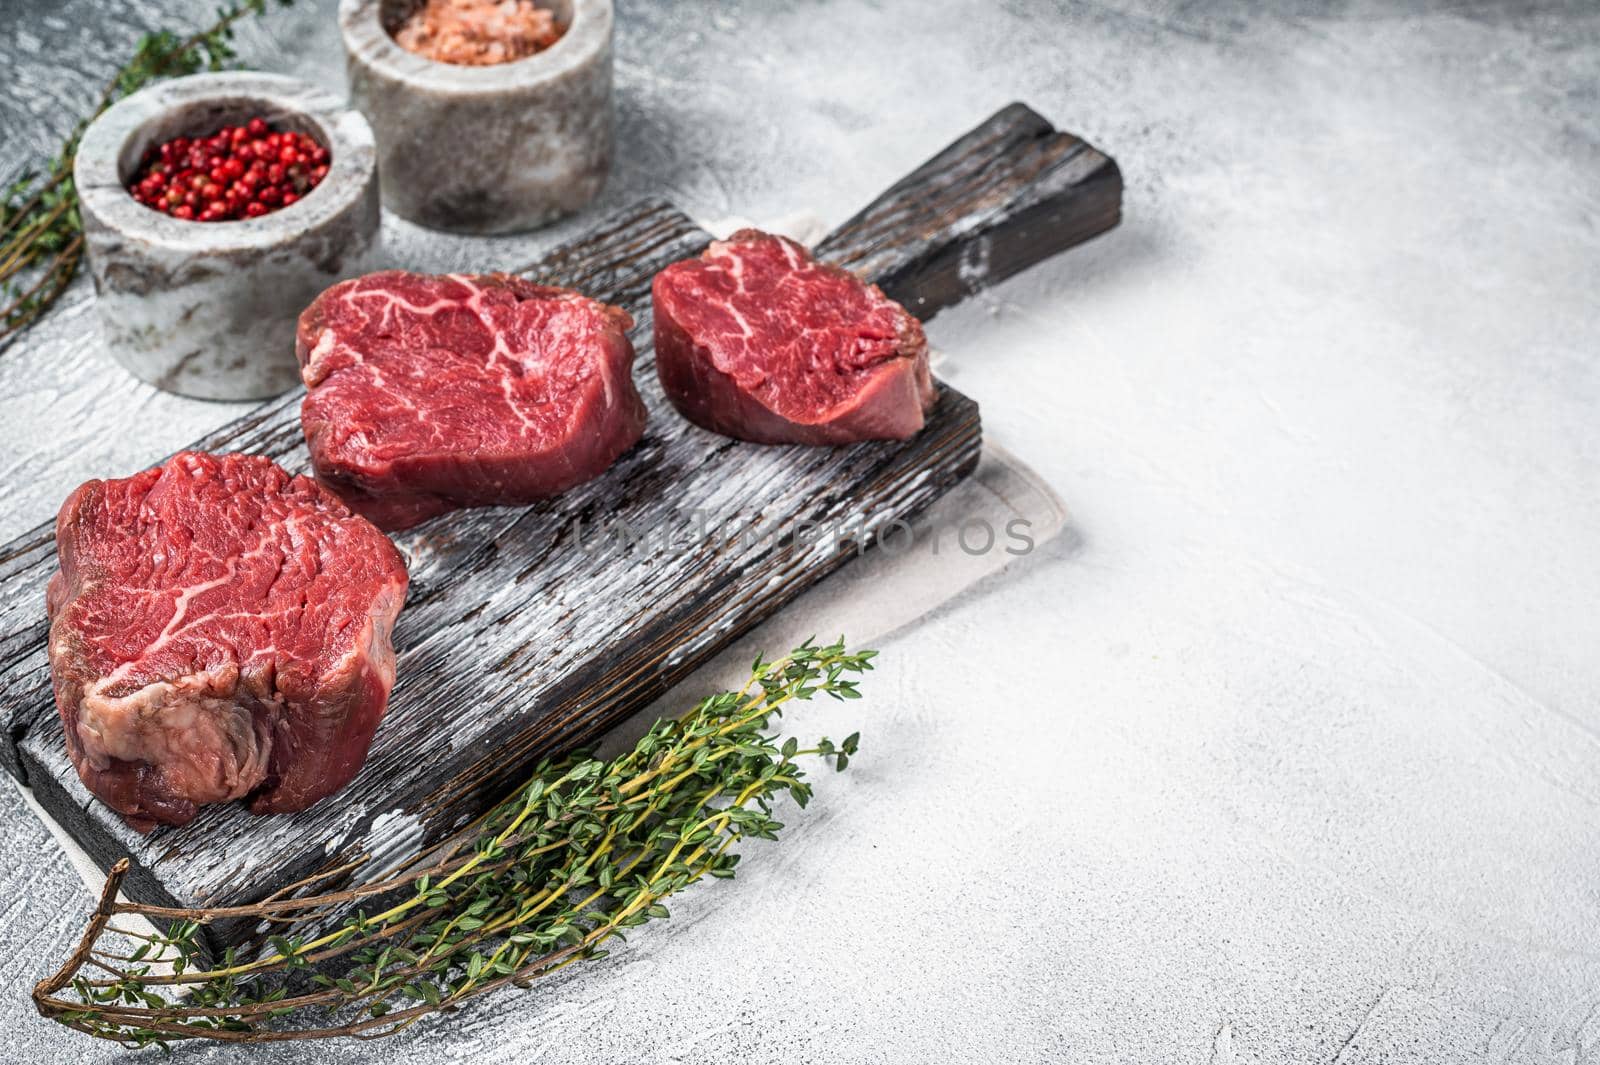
left=0, top=104, right=1120, bottom=955
left=0, top=524, right=54, bottom=782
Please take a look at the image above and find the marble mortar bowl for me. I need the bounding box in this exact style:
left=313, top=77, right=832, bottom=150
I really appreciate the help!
left=340, top=0, right=613, bottom=234
left=75, top=72, right=380, bottom=401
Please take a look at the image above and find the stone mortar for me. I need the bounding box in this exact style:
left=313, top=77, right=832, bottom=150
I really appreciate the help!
left=340, top=0, right=613, bottom=235
left=75, top=72, right=380, bottom=401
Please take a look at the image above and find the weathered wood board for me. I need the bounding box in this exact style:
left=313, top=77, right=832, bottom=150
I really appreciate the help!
left=0, top=103, right=1120, bottom=954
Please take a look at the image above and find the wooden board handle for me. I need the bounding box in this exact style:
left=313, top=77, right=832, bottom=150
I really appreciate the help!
left=817, top=102, right=1122, bottom=320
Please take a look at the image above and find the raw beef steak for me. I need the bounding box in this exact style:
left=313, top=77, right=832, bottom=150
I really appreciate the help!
left=297, top=271, right=646, bottom=530
left=46, top=452, right=409, bottom=831
left=652, top=229, right=935, bottom=445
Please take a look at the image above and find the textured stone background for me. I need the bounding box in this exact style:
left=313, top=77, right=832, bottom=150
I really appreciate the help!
left=4, top=1, right=1600, bottom=1062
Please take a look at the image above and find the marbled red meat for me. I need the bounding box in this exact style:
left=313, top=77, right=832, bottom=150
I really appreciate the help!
left=651, top=230, right=935, bottom=445
left=46, top=452, right=408, bottom=831
left=297, top=271, right=646, bottom=530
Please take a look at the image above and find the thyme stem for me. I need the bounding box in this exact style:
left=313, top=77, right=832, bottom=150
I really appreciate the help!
left=35, top=639, right=875, bottom=1048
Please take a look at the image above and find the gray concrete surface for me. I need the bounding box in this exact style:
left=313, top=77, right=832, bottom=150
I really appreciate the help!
left=2, top=1, right=1599, bottom=1061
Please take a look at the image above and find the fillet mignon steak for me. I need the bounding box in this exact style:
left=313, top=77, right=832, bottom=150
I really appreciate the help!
left=46, top=451, right=409, bottom=831
left=297, top=271, right=647, bottom=531
left=651, top=229, right=935, bottom=445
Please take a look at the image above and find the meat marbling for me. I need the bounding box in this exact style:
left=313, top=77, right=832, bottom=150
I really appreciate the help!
left=46, top=451, right=409, bottom=831
left=297, top=271, right=646, bottom=531
left=651, top=229, right=935, bottom=445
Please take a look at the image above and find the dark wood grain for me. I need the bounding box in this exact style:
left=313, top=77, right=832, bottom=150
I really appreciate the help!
left=817, top=102, right=1122, bottom=320
left=0, top=104, right=1119, bottom=955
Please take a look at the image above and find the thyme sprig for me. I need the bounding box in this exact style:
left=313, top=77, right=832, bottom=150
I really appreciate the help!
left=35, top=639, right=876, bottom=1048
left=1, top=0, right=295, bottom=344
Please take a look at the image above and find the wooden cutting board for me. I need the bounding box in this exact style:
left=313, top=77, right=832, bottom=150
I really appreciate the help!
left=0, top=103, right=1120, bottom=956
